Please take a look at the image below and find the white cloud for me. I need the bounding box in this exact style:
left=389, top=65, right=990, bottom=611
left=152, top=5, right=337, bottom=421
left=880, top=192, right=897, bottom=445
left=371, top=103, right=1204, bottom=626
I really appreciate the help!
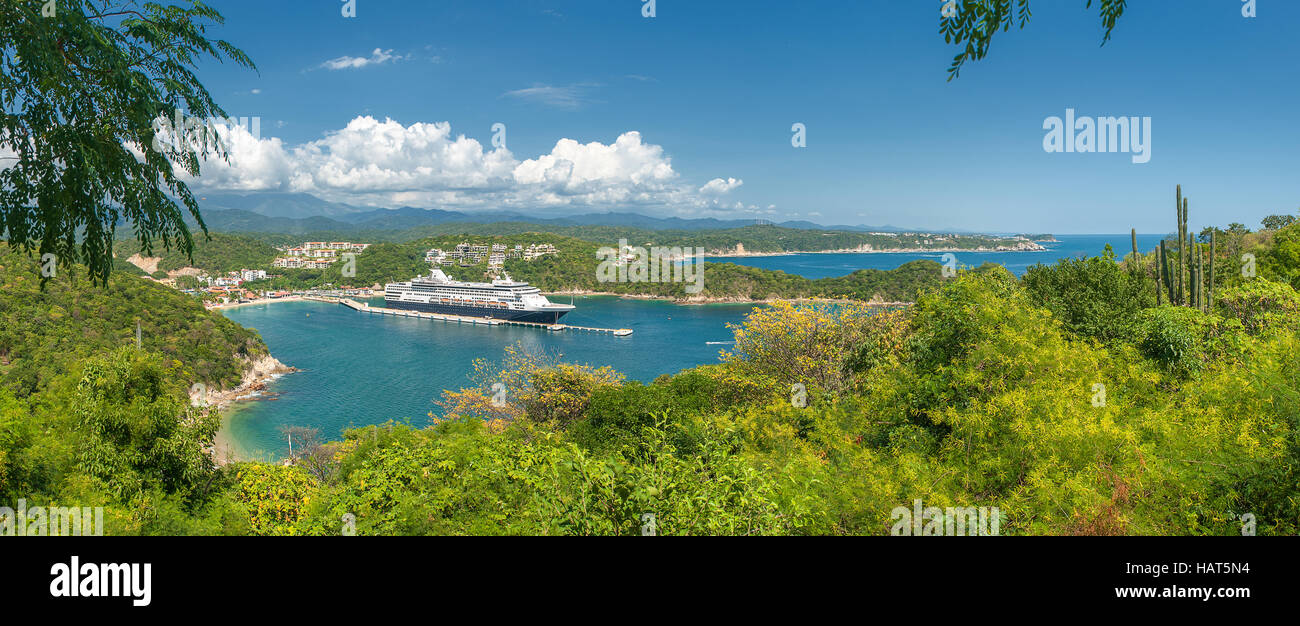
left=699, top=177, right=743, bottom=195
left=502, top=84, right=596, bottom=110
left=191, top=124, right=293, bottom=192
left=0, top=145, right=16, bottom=171
left=320, top=48, right=403, bottom=71
left=182, top=117, right=746, bottom=216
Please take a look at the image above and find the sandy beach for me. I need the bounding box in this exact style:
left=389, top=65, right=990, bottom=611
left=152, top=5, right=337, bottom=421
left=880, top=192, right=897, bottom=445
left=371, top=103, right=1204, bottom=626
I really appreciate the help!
left=197, top=353, right=299, bottom=465
left=207, top=295, right=307, bottom=311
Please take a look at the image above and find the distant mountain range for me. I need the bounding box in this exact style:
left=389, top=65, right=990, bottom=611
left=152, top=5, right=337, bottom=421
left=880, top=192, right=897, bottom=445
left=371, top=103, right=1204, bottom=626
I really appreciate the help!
left=187, top=192, right=982, bottom=235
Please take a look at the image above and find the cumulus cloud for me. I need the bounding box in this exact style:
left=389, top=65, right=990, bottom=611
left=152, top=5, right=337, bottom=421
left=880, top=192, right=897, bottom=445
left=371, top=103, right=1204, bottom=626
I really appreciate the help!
left=190, top=122, right=294, bottom=192
left=320, top=48, right=403, bottom=71
left=182, top=116, right=745, bottom=215
left=699, top=177, right=743, bottom=195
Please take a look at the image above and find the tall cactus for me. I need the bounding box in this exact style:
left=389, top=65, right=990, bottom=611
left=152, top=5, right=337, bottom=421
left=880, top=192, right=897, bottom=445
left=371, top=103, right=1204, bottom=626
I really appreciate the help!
left=1159, top=244, right=1170, bottom=305
left=1199, top=242, right=1207, bottom=312
left=1201, top=231, right=1211, bottom=309
left=1176, top=185, right=1185, bottom=305
left=1130, top=228, right=1138, bottom=264
left=1184, top=200, right=1192, bottom=305
left=1196, top=243, right=1204, bottom=310
left=1159, top=240, right=1174, bottom=304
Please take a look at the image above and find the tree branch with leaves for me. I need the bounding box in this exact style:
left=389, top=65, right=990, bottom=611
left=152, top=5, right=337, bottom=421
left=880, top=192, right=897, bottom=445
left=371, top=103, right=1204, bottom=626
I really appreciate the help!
left=0, top=0, right=255, bottom=285
left=940, top=0, right=1127, bottom=80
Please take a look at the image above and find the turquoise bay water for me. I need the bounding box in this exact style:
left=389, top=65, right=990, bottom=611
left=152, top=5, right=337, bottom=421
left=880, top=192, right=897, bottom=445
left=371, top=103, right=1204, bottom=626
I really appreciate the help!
left=221, top=233, right=1154, bottom=458
left=718, top=234, right=1167, bottom=278
left=221, top=296, right=760, bottom=459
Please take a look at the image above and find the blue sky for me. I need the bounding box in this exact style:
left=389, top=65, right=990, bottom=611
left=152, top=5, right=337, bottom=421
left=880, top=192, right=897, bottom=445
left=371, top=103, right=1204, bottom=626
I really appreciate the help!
left=190, top=0, right=1298, bottom=234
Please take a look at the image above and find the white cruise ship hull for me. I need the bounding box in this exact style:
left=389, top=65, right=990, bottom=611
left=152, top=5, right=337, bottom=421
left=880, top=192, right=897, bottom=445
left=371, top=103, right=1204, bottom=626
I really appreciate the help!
left=384, top=298, right=572, bottom=324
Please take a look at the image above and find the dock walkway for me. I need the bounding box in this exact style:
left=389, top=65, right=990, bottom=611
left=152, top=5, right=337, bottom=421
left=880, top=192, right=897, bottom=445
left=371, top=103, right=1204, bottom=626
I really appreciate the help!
left=337, top=299, right=633, bottom=336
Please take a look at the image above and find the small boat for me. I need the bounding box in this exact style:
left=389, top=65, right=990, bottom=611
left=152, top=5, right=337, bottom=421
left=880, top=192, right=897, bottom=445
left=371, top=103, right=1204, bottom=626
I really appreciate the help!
left=614, top=329, right=634, bottom=337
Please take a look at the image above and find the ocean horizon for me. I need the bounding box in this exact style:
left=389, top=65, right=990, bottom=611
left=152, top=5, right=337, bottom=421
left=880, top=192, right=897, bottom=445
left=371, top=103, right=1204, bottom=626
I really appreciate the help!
left=714, top=233, right=1168, bottom=279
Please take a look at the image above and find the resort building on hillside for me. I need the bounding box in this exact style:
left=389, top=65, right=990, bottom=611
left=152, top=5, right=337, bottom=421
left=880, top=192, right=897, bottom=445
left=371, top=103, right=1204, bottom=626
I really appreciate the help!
left=272, top=241, right=370, bottom=269
left=522, top=244, right=558, bottom=260
left=426, top=242, right=558, bottom=267
left=273, top=257, right=337, bottom=269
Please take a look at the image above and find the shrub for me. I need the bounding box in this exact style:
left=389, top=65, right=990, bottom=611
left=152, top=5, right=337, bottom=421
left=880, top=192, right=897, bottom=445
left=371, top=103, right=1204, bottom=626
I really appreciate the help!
left=726, top=300, right=910, bottom=396
left=906, top=266, right=1024, bottom=372
left=1134, top=306, right=1207, bottom=377
left=1215, top=279, right=1300, bottom=335
left=231, top=463, right=317, bottom=536
left=1022, top=247, right=1155, bottom=343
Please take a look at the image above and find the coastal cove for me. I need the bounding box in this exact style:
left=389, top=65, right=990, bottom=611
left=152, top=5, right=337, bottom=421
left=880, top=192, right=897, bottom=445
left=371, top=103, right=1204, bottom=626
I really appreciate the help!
left=215, top=233, right=1161, bottom=460
left=218, top=296, right=762, bottom=459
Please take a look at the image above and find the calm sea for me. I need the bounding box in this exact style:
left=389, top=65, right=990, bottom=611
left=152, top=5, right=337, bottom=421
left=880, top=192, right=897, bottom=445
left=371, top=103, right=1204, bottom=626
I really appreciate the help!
left=716, top=233, right=1167, bottom=279
left=221, top=296, right=760, bottom=459
left=220, top=233, right=1156, bottom=458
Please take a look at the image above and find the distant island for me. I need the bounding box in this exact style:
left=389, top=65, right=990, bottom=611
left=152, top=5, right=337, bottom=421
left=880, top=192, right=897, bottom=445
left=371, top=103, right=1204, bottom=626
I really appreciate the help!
left=1017, top=234, right=1058, bottom=243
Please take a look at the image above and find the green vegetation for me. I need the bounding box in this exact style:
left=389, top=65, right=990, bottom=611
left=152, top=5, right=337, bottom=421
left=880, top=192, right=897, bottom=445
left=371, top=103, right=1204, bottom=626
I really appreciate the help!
left=243, top=232, right=990, bottom=303
left=4, top=3, right=1294, bottom=538
left=0, top=243, right=266, bottom=398
left=230, top=263, right=1300, bottom=535
left=0, top=243, right=271, bottom=533
left=1023, top=245, right=1155, bottom=343
left=4, top=209, right=1299, bottom=535
left=92, top=223, right=1031, bottom=303
left=113, top=234, right=279, bottom=275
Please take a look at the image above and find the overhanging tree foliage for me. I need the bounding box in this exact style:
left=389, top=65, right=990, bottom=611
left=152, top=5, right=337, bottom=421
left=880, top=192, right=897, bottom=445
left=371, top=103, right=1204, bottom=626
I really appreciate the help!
left=940, top=0, right=1127, bottom=80
left=0, top=0, right=254, bottom=285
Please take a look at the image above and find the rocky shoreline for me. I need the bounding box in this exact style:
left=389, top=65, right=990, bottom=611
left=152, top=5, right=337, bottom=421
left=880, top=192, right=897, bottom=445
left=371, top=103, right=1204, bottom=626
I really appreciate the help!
left=197, top=353, right=298, bottom=409
left=200, top=353, right=299, bottom=465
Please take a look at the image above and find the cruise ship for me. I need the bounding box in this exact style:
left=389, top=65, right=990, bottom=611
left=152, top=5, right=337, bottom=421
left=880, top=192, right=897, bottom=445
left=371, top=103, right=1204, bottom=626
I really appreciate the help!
left=384, top=269, right=575, bottom=324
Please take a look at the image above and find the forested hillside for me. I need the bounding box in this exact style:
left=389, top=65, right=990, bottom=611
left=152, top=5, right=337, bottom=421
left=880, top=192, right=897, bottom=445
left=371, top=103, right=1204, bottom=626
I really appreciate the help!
left=0, top=243, right=274, bottom=531
left=251, top=231, right=977, bottom=302
left=0, top=244, right=267, bottom=396
left=113, top=233, right=279, bottom=274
